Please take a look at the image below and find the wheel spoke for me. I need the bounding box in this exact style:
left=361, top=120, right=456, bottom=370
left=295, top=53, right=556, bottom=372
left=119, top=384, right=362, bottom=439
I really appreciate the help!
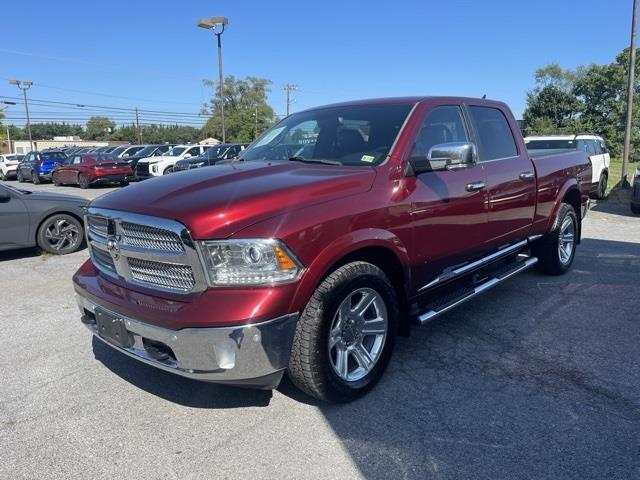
left=351, top=344, right=373, bottom=371
left=335, top=347, right=349, bottom=378
left=361, top=317, right=386, bottom=336
left=354, top=291, right=376, bottom=318
left=328, top=328, right=341, bottom=349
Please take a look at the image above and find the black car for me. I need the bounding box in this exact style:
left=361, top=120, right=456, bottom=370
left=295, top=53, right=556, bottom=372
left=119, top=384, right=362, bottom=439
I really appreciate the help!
left=16, top=150, right=68, bottom=184
left=0, top=183, right=87, bottom=254
left=631, top=165, right=640, bottom=214
left=173, top=143, right=248, bottom=171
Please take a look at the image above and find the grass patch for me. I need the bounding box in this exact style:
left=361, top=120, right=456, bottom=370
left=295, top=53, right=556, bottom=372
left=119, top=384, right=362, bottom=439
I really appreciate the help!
left=607, top=157, right=639, bottom=195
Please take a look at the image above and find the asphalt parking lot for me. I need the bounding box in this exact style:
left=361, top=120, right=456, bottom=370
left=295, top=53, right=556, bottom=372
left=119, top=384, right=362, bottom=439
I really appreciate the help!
left=1, top=182, right=639, bottom=480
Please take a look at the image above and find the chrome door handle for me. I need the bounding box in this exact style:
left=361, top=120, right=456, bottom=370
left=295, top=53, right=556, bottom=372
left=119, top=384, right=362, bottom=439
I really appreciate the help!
left=519, top=171, right=535, bottom=181
left=466, top=182, right=486, bottom=192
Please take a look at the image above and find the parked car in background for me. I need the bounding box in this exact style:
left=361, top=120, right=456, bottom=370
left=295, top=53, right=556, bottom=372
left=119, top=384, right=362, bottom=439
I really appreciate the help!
left=135, top=144, right=210, bottom=179
left=120, top=144, right=176, bottom=176
left=108, top=145, right=129, bottom=158
left=53, top=153, right=132, bottom=189
left=16, top=150, right=68, bottom=184
left=0, top=154, right=24, bottom=180
left=524, top=134, right=610, bottom=199
left=0, top=183, right=86, bottom=254
left=631, top=165, right=640, bottom=214
left=173, top=143, right=248, bottom=171
left=117, top=145, right=146, bottom=159
left=74, top=96, right=591, bottom=402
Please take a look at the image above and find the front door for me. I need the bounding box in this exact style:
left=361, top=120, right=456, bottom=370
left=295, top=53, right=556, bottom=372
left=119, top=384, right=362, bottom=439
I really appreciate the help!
left=467, top=104, right=536, bottom=249
left=407, top=105, right=489, bottom=290
left=0, top=186, right=30, bottom=248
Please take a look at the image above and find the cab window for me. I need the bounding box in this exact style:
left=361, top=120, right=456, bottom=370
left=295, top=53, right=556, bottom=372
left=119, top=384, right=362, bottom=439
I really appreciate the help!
left=468, top=106, right=517, bottom=161
left=410, top=106, right=469, bottom=159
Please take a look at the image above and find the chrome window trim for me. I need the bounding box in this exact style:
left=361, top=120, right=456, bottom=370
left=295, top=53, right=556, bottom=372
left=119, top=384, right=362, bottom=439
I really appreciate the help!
left=85, top=207, right=207, bottom=294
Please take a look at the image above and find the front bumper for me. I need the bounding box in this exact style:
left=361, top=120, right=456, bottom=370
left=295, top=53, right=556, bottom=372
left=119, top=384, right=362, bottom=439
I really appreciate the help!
left=75, top=292, right=299, bottom=388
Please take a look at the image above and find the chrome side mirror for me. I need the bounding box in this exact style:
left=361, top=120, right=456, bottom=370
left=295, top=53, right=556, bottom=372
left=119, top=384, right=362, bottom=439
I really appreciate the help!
left=410, top=142, right=477, bottom=174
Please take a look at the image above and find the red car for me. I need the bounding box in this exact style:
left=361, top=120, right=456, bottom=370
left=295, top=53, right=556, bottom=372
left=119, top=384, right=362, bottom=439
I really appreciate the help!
left=53, top=153, right=132, bottom=189
left=73, top=96, right=591, bottom=402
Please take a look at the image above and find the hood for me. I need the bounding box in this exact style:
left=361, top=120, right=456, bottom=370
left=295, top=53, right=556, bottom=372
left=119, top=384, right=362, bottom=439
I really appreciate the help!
left=92, top=161, right=376, bottom=239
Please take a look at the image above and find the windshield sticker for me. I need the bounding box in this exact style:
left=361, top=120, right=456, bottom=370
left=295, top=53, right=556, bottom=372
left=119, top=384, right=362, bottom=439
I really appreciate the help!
left=361, top=155, right=375, bottom=163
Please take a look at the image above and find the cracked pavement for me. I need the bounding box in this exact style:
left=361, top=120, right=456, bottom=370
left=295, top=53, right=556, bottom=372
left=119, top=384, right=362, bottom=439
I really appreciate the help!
left=1, top=184, right=639, bottom=479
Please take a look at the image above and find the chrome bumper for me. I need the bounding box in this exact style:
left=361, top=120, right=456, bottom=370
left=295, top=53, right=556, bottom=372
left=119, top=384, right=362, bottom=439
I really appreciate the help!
left=76, top=293, right=298, bottom=388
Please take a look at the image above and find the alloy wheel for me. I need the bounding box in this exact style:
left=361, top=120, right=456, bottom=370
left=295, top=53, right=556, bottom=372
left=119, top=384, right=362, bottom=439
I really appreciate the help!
left=44, top=218, right=81, bottom=252
left=328, top=287, right=388, bottom=382
left=558, top=216, right=575, bottom=265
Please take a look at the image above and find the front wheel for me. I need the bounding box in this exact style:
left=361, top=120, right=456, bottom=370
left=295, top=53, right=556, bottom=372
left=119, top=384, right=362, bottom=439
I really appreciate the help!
left=532, top=203, right=578, bottom=275
left=17, top=170, right=24, bottom=183
left=163, top=166, right=173, bottom=175
left=287, top=261, right=398, bottom=403
left=37, top=214, right=84, bottom=254
left=52, top=172, right=62, bottom=186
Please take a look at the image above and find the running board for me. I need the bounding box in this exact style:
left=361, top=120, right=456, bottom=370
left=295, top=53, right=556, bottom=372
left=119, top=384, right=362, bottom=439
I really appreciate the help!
left=417, top=256, right=538, bottom=325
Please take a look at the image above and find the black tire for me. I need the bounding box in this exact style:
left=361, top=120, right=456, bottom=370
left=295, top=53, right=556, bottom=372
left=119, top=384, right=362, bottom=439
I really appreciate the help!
left=0, top=170, right=5, bottom=181
left=631, top=203, right=640, bottom=215
left=163, top=166, right=173, bottom=175
left=17, top=170, right=24, bottom=183
left=119, top=179, right=129, bottom=186
left=32, top=171, right=41, bottom=184
left=36, top=214, right=84, bottom=255
left=595, top=172, right=608, bottom=200
left=532, top=203, right=578, bottom=275
left=77, top=173, right=89, bottom=189
left=287, top=261, right=398, bottom=403
left=52, top=171, right=62, bottom=186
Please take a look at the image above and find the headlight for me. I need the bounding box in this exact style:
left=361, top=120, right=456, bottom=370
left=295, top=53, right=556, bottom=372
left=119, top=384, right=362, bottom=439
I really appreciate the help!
left=198, top=239, right=303, bottom=286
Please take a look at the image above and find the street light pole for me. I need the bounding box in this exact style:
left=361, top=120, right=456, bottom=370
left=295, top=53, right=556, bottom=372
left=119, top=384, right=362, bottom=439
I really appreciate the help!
left=198, top=16, right=229, bottom=144
left=9, top=80, right=34, bottom=151
left=622, top=0, right=638, bottom=187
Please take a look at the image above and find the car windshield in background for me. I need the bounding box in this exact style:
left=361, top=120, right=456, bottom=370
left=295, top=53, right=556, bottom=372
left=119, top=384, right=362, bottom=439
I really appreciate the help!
left=41, top=152, right=67, bottom=161
left=239, top=103, right=414, bottom=166
left=526, top=139, right=576, bottom=150
left=122, top=146, right=144, bottom=157
left=166, top=147, right=186, bottom=156
left=134, top=146, right=157, bottom=157
left=205, top=146, right=228, bottom=158
left=110, top=146, right=126, bottom=156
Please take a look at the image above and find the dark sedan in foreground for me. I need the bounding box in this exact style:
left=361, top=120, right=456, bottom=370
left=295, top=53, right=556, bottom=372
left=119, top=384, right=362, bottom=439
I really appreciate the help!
left=0, top=183, right=87, bottom=254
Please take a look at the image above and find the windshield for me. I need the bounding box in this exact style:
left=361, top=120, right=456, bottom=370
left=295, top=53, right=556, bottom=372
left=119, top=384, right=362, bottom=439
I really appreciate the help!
left=41, top=152, right=67, bottom=161
left=239, top=103, right=414, bottom=166
left=91, top=154, right=119, bottom=163
left=165, top=147, right=186, bottom=157
left=134, top=146, right=158, bottom=157
left=204, top=146, right=228, bottom=158
left=525, top=139, right=576, bottom=150
left=121, top=146, right=144, bottom=157
left=110, top=146, right=126, bottom=156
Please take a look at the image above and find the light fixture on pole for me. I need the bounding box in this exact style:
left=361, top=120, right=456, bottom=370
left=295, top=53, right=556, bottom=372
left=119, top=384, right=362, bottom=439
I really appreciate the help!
left=197, top=16, right=229, bottom=144
left=9, top=79, right=34, bottom=151
left=1, top=101, right=16, bottom=154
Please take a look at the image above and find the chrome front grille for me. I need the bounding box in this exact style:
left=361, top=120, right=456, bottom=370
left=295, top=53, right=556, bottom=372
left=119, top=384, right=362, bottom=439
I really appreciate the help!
left=121, top=222, right=184, bottom=252
left=85, top=208, right=206, bottom=294
left=128, top=258, right=195, bottom=291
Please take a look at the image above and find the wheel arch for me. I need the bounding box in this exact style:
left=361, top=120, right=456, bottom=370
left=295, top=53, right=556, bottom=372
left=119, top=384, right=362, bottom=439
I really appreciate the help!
left=291, top=230, right=412, bottom=336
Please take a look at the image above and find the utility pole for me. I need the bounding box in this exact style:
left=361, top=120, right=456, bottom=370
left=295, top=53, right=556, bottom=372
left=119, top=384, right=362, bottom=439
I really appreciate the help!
left=135, top=107, right=142, bottom=144
left=9, top=80, right=33, bottom=151
left=622, top=0, right=638, bottom=187
left=284, top=84, right=298, bottom=116
left=254, top=105, right=258, bottom=139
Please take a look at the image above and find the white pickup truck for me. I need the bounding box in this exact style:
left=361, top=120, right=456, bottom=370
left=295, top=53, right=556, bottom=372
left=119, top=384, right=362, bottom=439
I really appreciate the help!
left=525, top=134, right=610, bottom=199
left=135, top=144, right=212, bottom=179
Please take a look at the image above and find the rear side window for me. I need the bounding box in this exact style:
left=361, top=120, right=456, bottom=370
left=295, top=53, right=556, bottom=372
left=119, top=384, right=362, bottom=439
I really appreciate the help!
left=592, top=140, right=602, bottom=155
left=468, top=106, right=517, bottom=161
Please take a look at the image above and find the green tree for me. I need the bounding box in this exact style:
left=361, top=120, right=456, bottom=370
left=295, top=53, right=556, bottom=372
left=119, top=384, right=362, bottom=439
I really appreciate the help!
left=201, top=75, right=275, bottom=142
left=85, top=116, right=116, bottom=140
left=523, top=85, right=581, bottom=133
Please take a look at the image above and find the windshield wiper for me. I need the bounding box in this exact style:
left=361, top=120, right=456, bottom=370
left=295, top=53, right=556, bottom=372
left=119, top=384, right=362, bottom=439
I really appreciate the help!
left=288, top=156, right=341, bottom=166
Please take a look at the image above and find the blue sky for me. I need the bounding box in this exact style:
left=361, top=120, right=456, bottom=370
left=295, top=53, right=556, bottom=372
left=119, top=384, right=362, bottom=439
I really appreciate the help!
left=0, top=0, right=633, bottom=128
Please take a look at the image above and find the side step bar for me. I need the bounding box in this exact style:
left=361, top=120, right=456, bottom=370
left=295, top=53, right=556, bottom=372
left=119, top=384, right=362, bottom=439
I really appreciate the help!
left=417, top=256, right=538, bottom=325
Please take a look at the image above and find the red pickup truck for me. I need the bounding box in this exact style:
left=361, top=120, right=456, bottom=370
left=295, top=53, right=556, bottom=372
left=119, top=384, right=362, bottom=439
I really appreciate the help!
left=73, top=97, right=591, bottom=402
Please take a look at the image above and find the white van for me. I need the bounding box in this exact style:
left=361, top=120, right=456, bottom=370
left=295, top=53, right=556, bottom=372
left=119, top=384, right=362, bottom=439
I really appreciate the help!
left=135, top=144, right=211, bottom=179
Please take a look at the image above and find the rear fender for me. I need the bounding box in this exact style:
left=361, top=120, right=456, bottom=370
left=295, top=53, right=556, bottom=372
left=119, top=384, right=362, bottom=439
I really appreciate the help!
left=546, top=179, right=582, bottom=241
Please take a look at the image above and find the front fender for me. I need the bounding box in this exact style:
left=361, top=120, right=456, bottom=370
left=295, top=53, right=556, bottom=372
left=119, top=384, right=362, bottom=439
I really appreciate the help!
left=288, top=228, right=411, bottom=313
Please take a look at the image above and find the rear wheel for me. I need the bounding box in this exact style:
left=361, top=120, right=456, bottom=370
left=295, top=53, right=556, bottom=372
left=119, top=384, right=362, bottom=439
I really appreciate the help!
left=32, top=171, right=41, bottom=184
left=36, top=214, right=84, bottom=254
left=532, top=203, right=578, bottom=275
left=52, top=172, right=62, bottom=186
left=77, top=173, right=89, bottom=189
left=631, top=203, right=640, bottom=215
left=595, top=172, right=608, bottom=199
left=287, top=262, right=398, bottom=403
left=0, top=170, right=5, bottom=181
left=119, top=179, right=129, bottom=186
left=17, top=170, right=24, bottom=183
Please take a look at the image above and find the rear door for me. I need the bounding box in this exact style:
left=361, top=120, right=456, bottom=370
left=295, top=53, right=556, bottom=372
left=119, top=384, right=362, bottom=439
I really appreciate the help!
left=467, top=104, right=536, bottom=249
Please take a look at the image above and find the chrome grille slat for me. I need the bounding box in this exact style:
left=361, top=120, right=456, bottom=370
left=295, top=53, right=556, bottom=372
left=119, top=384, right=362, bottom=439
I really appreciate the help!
left=127, top=258, right=195, bottom=291
left=85, top=208, right=206, bottom=294
left=121, top=221, right=185, bottom=253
